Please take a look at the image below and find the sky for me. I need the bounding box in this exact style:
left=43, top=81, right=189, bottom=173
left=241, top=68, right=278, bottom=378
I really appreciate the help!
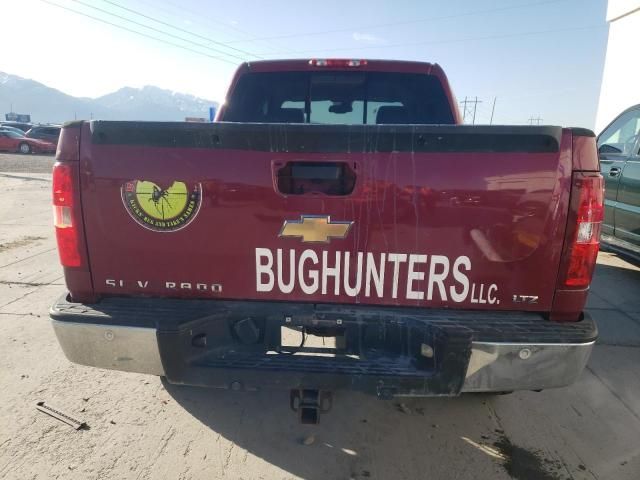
left=3, top=0, right=609, bottom=127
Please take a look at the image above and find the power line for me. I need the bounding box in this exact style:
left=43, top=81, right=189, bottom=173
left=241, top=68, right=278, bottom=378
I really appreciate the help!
left=97, top=0, right=263, bottom=59
left=38, top=0, right=238, bottom=65
left=261, top=23, right=605, bottom=56
left=225, top=0, right=570, bottom=44
left=128, top=0, right=291, bottom=55
left=67, top=0, right=252, bottom=62
left=528, top=115, right=543, bottom=125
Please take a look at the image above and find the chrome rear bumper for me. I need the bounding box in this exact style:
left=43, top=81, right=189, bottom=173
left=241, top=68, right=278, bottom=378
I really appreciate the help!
left=461, top=341, right=593, bottom=392
left=51, top=320, right=594, bottom=394
left=52, top=321, right=165, bottom=376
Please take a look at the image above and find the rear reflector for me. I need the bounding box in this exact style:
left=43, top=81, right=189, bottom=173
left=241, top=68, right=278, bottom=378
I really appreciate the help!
left=309, top=59, right=367, bottom=67
left=52, top=163, right=82, bottom=267
left=562, top=173, right=603, bottom=288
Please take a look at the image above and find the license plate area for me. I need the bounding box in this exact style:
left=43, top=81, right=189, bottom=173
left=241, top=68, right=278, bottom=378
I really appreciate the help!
left=280, top=325, right=347, bottom=356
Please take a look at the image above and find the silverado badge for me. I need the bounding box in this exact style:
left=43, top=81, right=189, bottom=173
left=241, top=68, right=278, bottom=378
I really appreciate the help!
left=279, top=215, right=353, bottom=243
left=121, top=180, right=202, bottom=232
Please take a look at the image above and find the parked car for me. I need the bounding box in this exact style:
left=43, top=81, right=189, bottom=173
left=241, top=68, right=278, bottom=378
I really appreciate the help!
left=25, top=125, right=61, bottom=146
left=0, top=121, right=33, bottom=132
left=49, top=59, right=601, bottom=423
left=0, top=125, right=27, bottom=136
left=0, top=130, right=56, bottom=154
left=598, top=104, right=640, bottom=260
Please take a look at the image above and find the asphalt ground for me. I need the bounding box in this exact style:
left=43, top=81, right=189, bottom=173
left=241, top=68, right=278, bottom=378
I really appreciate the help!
left=1, top=152, right=639, bottom=480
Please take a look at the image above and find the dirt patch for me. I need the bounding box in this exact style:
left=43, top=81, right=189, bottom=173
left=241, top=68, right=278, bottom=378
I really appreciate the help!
left=0, top=236, right=46, bottom=252
left=493, top=435, right=563, bottom=480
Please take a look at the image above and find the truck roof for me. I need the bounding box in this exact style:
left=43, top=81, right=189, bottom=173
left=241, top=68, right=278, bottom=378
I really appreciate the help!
left=238, top=58, right=441, bottom=75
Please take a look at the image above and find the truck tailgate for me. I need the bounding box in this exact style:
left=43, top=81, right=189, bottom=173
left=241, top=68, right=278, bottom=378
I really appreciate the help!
left=78, top=121, right=570, bottom=312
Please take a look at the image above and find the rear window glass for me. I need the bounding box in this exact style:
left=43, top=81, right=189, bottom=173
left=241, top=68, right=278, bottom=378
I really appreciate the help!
left=223, top=71, right=454, bottom=125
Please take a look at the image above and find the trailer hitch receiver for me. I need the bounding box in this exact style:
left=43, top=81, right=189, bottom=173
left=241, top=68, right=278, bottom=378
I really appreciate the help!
left=290, top=389, right=333, bottom=424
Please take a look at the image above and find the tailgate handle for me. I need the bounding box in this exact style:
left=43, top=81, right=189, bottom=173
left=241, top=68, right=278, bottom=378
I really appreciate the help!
left=275, top=161, right=356, bottom=196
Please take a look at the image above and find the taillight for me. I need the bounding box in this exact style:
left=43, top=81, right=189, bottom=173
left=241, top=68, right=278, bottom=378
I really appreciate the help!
left=561, top=173, right=604, bottom=288
left=52, top=163, right=82, bottom=267
left=309, top=59, right=367, bottom=67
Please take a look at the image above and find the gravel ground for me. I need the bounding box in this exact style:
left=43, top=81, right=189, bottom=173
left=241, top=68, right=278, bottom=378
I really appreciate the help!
left=0, top=152, right=55, bottom=174
left=1, top=168, right=640, bottom=480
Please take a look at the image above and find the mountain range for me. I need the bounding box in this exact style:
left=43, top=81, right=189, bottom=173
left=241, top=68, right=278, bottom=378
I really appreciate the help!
left=0, top=72, right=218, bottom=124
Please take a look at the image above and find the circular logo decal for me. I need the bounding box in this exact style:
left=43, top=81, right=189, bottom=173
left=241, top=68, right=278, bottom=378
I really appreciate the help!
left=121, top=180, right=202, bottom=232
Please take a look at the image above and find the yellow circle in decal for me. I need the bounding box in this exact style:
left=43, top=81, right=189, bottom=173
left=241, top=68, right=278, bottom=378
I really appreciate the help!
left=135, top=181, right=189, bottom=220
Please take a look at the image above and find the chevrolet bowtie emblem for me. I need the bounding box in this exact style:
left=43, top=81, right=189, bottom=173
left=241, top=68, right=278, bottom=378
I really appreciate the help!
left=279, top=215, right=353, bottom=243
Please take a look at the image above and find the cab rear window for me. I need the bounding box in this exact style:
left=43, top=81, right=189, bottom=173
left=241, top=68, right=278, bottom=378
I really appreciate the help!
left=222, top=71, right=454, bottom=125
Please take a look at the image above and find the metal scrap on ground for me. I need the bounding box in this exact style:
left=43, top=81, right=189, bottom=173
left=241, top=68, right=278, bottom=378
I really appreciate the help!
left=35, top=401, right=88, bottom=430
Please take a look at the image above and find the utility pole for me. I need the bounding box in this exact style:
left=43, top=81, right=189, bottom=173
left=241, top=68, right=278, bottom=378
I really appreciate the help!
left=490, top=97, right=497, bottom=125
left=528, top=115, right=543, bottom=125
left=459, top=96, right=482, bottom=124
left=472, top=96, right=481, bottom=125
left=460, top=96, right=468, bottom=123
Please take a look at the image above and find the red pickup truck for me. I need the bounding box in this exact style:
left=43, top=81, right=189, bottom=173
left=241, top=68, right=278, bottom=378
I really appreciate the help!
left=50, top=59, right=601, bottom=423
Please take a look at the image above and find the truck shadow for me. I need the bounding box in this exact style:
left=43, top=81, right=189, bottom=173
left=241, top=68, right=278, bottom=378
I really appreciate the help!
left=163, top=380, right=512, bottom=479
